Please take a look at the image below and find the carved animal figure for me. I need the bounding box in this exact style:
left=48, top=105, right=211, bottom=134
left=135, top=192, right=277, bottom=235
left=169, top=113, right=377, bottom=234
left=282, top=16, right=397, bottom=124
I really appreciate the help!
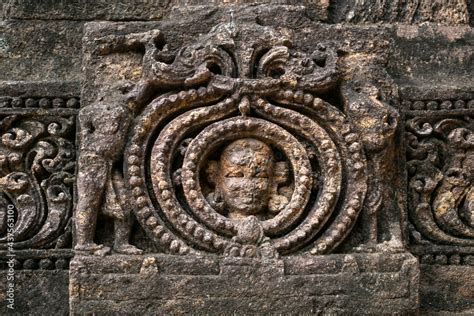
left=75, top=98, right=142, bottom=256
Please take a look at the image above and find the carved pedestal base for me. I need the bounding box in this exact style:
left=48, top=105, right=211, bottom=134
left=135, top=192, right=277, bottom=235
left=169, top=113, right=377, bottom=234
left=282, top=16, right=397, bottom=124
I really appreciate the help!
left=70, top=253, right=419, bottom=314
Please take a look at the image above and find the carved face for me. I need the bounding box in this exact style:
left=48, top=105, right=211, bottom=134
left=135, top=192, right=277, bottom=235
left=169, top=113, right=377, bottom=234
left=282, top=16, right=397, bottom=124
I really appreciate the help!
left=218, top=138, right=274, bottom=217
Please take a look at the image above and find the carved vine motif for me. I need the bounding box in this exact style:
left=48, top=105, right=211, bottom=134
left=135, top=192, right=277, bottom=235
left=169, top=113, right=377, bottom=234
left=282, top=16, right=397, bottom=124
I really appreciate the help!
left=0, top=115, right=75, bottom=249
left=407, top=115, right=474, bottom=246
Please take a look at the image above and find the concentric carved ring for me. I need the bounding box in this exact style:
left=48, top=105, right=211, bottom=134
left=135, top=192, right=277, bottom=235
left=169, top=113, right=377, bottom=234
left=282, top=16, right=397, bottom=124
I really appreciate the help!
left=180, top=117, right=315, bottom=237
left=125, top=87, right=367, bottom=256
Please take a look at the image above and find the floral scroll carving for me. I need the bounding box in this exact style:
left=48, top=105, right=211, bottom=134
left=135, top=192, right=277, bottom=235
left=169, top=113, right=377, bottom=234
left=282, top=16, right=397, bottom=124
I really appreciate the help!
left=0, top=115, right=75, bottom=249
left=407, top=115, right=474, bottom=246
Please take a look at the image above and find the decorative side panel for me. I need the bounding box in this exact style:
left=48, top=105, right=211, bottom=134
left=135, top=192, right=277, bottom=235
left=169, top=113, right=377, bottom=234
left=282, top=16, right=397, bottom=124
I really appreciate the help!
left=0, top=89, right=79, bottom=270
left=405, top=96, right=474, bottom=266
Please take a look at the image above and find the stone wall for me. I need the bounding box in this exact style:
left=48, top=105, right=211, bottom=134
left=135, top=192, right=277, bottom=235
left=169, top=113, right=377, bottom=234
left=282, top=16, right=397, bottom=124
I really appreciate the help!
left=0, top=1, right=473, bottom=314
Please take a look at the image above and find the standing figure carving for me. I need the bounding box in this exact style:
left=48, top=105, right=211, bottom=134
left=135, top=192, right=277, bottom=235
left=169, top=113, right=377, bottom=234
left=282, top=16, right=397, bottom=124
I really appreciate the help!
left=75, top=92, right=142, bottom=255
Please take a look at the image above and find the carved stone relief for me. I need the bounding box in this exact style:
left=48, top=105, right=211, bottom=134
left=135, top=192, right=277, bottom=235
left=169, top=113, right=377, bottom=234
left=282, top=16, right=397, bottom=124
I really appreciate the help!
left=2, top=0, right=474, bottom=314
left=76, top=21, right=403, bottom=258
left=75, top=92, right=142, bottom=256
left=0, top=113, right=75, bottom=250
left=0, top=92, right=79, bottom=275
left=406, top=103, right=474, bottom=253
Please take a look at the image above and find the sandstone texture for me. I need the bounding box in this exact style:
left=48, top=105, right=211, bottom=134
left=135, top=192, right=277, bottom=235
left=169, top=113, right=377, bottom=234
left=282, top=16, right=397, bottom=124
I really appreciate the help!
left=0, top=1, right=473, bottom=315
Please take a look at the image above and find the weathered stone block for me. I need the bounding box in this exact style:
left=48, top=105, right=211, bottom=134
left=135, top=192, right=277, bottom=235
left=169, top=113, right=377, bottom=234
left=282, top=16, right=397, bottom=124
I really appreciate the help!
left=420, top=264, right=474, bottom=314
left=0, top=21, right=83, bottom=82
left=0, top=270, right=69, bottom=315
left=389, top=25, right=474, bottom=88
left=70, top=253, right=419, bottom=314
left=329, top=0, right=471, bottom=24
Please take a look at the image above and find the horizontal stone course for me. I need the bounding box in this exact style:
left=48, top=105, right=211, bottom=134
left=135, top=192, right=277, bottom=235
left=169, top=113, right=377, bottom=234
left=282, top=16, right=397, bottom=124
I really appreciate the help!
left=70, top=253, right=419, bottom=314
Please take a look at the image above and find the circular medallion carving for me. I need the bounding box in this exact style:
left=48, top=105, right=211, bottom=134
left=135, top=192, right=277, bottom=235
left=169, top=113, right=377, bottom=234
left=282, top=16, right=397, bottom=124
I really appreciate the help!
left=125, top=87, right=367, bottom=256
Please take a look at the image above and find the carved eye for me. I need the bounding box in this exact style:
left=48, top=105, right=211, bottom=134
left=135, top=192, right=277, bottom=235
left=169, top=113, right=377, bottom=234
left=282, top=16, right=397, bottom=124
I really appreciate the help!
left=225, top=171, right=244, bottom=178
left=446, top=168, right=465, bottom=180
left=268, top=67, right=285, bottom=79
left=312, top=55, right=326, bottom=67
left=181, top=48, right=193, bottom=59
left=254, top=171, right=269, bottom=178
left=207, top=63, right=223, bottom=75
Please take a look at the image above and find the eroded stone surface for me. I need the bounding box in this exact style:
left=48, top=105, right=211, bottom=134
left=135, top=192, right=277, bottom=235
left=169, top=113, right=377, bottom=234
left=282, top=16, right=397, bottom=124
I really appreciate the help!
left=330, top=0, right=471, bottom=24
left=0, top=0, right=473, bottom=314
left=77, top=18, right=407, bottom=259
left=66, top=9, right=419, bottom=313
left=70, top=253, right=419, bottom=314
left=420, top=264, right=474, bottom=314
left=0, top=270, right=69, bottom=315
